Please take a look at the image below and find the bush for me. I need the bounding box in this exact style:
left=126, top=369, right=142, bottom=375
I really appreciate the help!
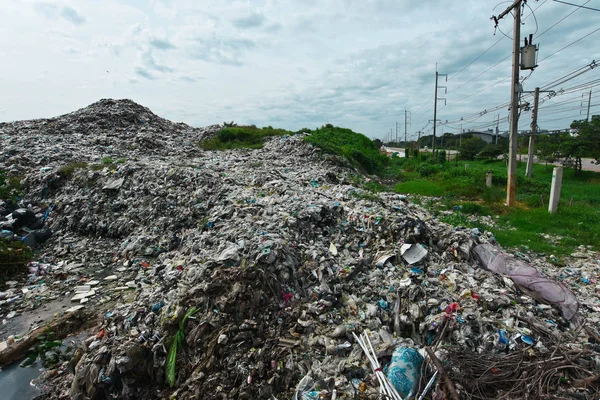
left=304, top=125, right=390, bottom=176
left=459, top=202, right=489, bottom=215
left=477, top=144, right=504, bottom=160
left=417, top=163, right=441, bottom=177
left=437, top=150, right=447, bottom=164
left=57, top=162, right=88, bottom=179
left=0, top=239, right=33, bottom=277
left=0, top=170, right=22, bottom=201
left=200, top=125, right=293, bottom=150
left=459, top=138, right=487, bottom=160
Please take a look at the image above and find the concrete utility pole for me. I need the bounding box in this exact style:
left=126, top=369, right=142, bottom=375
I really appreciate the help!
left=495, top=114, right=500, bottom=144
left=395, top=122, right=398, bottom=144
left=432, top=66, right=447, bottom=160
left=404, top=109, right=411, bottom=158
left=417, top=131, right=422, bottom=149
left=494, top=0, right=522, bottom=207
left=586, top=88, right=592, bottom=121
left=548, top=167, right=563, bottom=214
left=526, top=87, right=539, bottom=178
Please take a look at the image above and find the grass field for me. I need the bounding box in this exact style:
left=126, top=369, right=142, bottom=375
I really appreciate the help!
left=393, top=157, right=600, bottom=255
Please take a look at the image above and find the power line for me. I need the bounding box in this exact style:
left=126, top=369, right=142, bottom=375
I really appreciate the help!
left=539, top=26, right=600, bottom=63
left=553, top=0, right=600, bottom=12
left=537, top=0, right=591, bottom=38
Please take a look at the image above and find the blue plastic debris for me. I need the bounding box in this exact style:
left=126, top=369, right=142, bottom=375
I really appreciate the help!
left=151, top=301, right=165, bottom=313
left=385, top=346, right=424, bottom=398
left=498, top=329, right=509, bottom=345
left=378, top=299, right=389, bottom=310
left=521, top=335, right=536, bottom=345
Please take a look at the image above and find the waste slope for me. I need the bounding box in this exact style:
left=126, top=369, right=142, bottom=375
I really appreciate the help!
left=0, top=100, right=598, bottom=400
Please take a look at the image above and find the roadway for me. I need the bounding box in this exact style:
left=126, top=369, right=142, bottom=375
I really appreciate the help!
left=383, top=147, right=600, bottom=172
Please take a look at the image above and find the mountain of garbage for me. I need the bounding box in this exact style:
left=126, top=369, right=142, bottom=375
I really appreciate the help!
left=1, top=99, right=599, bottom=400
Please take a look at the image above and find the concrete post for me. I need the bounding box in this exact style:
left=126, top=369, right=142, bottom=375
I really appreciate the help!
left=486, top=170, right=493, bottom=188
left=465, top=164, right=469, bottom=172
left=548, top=167, right=563, bottom=214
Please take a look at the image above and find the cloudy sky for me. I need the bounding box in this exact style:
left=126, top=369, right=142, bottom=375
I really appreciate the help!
left=1, top=0, right=599, bottom=140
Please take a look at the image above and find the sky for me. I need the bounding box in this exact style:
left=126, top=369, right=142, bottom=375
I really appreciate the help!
left=1, top=0, right=599, bottom=140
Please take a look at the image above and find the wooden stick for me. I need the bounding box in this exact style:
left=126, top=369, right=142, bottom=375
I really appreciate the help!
left=424, top=346, right=460, bottom=400
left=0, top=310, right=88, bottom=366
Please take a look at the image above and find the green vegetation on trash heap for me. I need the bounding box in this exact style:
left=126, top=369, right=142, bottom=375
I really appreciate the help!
left=0, top=169, right=22, bottom=201
left=304, top=124, right=392, bottom=175
left=393, top=155, right=600, bottom=255
left=200, top=125, right=294, bottom=150
left=0, top=170, right=31, bottom=278
left=57, top=162, right=89, bottom=179
left=166, top=306, right=199, bottom=387
left=0, top=239, right=33, bottom=278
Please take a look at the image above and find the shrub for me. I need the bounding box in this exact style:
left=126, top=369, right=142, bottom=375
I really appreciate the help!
left=57, top=162, right=88, bottom=179
left=304, top=125, right=390, bottom=176
left=200, top=125, right=293, bottom=150
left=417, top=163, right=441, bottom=177
left=0, top=239, right=33, bottom=277
left=0, top=170, right=22, bottom=201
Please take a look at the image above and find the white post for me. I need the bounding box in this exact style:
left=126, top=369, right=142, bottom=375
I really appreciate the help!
left=486, top=170, right=493, bottom=188
left=548, top=167, right=563, bottom=214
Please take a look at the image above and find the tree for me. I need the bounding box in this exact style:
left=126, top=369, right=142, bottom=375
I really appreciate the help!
left=459, top=137, right=486, bottom=161
left=536, top=116, right=600, bottom=175
left=536, top=132, right=565, bottom=170
left=569, top=115, right=600, bottom=173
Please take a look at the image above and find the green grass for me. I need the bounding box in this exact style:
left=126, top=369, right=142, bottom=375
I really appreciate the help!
left=395, top=158, right=600, bottom=255
left=304, top=124, right=392, bottom=175
left=0, top=238, right=33, bottom=279
left=166, top=306, right=199, bottom=387
left=200, top=125, right=293, bottom=150
left=0, top=171, right=22, bottom=201
left=57, top=162, right=88, bottom=179
left=394, top=180, right=445, bottom=197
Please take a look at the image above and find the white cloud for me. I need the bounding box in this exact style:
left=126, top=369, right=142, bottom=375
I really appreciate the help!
left=0, top=0, right=598, bottom=137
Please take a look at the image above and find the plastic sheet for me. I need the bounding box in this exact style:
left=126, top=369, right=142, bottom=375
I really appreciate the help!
left=473, top=243, right=579, bottom=321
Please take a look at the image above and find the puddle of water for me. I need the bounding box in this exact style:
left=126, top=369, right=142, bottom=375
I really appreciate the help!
left=0, top=360, right=42, bottom=400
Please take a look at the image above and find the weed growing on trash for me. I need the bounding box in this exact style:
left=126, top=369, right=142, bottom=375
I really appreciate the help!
left=0, top=238, right=33, bottom=278
left=166, top=307, right=199, bottom=387
left=200, top=125, right=293, bottom=150
left=305, top=124, right=392, bottom=175
left=0, top=170, right=22, bottom=201
left=57, top=162, right=88, bottom=179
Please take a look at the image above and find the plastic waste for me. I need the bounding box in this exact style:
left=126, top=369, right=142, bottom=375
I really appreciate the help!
left=385, top=346, right=424, bottom=398
left=473, top=243, right=579, bottom=321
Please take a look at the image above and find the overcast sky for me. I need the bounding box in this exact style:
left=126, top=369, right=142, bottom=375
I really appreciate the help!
left=1, top=0, right=599, bottom=140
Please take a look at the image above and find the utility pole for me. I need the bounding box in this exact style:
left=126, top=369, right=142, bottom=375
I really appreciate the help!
left=493, top=0, right=522, bottom=207
left=395, top=122, right=398, bottom=145
left=586, top=88, right=592, bottom=121
left=526, top=87, right=539, bottom=178
left=432, top=65, right=447, bottom=160
left=495, top=114, right=500, bottom=144
left=417, top=131, right=422, bottom=150
left=404, top=109, right=411, bottom=158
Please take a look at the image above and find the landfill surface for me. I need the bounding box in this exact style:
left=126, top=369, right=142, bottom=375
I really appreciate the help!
left=1, top=99, right=599, bottom=400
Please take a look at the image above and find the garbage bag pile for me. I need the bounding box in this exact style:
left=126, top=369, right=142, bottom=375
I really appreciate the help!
left=1, top=100, right=599, bottom=400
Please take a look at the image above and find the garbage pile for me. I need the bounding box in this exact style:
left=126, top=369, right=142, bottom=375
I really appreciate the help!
left=1, top=100, right=599, bottom=400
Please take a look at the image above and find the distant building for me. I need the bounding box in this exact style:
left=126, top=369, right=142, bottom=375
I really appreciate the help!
left=463, top=129, right=507, bottom=144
